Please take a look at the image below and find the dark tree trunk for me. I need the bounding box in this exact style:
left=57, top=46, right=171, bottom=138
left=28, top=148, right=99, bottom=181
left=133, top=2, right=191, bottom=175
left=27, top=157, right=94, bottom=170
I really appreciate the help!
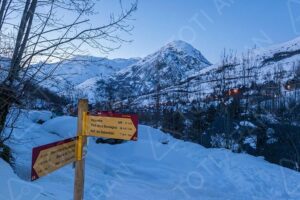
left=0, top=85, right=16, bottom=141
left=0, top=0, right=37, bottom=142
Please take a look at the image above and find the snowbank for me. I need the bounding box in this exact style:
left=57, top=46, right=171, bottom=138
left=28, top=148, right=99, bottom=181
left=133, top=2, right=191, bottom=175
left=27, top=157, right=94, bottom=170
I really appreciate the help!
left=239, top=121, right=257, bottom=128
left=28, top=110, right=53, bottom=123
left=42, top=116, right=77, bottom=138
left=0, top=159, right=44, bottom=200
left=2, top=111, right=300, bottom=200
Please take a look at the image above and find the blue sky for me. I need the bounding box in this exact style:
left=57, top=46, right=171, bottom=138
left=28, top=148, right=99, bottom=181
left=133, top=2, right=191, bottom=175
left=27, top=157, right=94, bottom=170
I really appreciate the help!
left=93, top=0, right=300, bottom=63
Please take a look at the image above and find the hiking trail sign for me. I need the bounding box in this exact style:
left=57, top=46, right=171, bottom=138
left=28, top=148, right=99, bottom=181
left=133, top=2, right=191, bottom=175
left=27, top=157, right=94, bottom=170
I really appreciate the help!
left=31, top=137, right=77, bottom=181
left=31, top=99, right=138, bottom=200
left=83, top=112, right=138, bottom=141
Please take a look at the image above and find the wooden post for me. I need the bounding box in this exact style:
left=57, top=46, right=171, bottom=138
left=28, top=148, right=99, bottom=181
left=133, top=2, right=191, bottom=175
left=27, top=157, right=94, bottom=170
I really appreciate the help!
left=74, top=99, right=88, bottom=200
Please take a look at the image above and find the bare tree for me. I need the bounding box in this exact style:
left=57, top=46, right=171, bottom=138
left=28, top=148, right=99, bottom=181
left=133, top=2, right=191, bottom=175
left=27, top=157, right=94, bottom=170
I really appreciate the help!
left=0, top=0, right=137, bottom=143
left=0, top=0, right=13, bottom=31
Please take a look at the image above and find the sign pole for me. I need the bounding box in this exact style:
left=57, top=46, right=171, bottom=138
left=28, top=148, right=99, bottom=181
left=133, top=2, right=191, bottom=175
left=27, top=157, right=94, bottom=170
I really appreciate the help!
left=74, top=99, right=88, bottom=200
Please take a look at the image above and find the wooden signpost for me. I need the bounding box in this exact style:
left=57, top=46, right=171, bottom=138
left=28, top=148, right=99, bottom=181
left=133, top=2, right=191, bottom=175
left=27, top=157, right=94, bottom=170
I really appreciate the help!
left=31, top=99, right=138, bottom=200
left=74, top=99, right=88, bottom=200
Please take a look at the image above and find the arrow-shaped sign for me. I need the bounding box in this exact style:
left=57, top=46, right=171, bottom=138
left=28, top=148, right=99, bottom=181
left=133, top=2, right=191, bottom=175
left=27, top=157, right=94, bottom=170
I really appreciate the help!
left=84, top=112, right=138, bottom=140
left=31, top=137, right=77, bottom=181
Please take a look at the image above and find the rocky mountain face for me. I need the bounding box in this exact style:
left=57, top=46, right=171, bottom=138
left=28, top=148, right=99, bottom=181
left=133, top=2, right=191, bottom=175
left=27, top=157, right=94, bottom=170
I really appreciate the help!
left=114, top=40, right=211, bottom=94
left=77, top=40, right=212, bottom=102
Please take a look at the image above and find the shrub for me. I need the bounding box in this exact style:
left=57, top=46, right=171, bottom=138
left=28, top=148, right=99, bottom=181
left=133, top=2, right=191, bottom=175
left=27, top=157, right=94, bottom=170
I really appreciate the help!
left=0, top=143, right=14, bottom=165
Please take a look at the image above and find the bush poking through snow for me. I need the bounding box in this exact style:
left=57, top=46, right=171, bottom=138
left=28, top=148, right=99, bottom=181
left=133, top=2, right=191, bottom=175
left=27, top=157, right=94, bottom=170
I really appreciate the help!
left=95, top=138, right=124, bottom=145
left=0, top=143, right=13, bottom=165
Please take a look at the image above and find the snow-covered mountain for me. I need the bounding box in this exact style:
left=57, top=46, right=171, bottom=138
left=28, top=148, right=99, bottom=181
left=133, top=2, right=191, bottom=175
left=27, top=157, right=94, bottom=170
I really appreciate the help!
left=77, top=40, right=212, bottom=102
left=114, top=40, right=211, bottom=93
left=116, top=40, right=211, bottom=80
left=77, top=38, right=300, bottom=110
left=253, top=36, right=300, bottom=61
left=36, top=37, right=300, bottom=108
left=109, top=37, right=300, bottom=108
left=39, top=56, right=140, bottom=92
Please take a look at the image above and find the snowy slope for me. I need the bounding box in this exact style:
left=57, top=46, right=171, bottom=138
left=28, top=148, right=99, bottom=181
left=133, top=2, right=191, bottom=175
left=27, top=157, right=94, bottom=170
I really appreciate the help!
left=1, top=110, right=300, bottom=199
left=0, top=159, right=38, bottom=200
left=53, top=56, right=139, bottom=85
left=114, top=40, right=211, bottom=91
left=39, top=56, right=139, bottom=92
left=73, top=37, right=300, bottom=107
left=82, top=40, right=212, bottom=102
left=119, top=37, right=300, bottom=107
left=253, top=36, right=300, bottom=59
left=118, top=40, right=211, bottom=76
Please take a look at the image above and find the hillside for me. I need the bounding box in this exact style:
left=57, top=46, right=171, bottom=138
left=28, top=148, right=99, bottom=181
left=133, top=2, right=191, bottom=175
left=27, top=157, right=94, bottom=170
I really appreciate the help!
left=70, top=37, right=300, bottom=109
left=113, top=40, right=211, bottom=95
left=77, top=40, right=212, bottom=102
left=39, top=56, right=140, bottom=93
left=75, top=37, right=300, bottom=172
left=1, top=110, right=300, bottom=199
left=117, top=37, right=300, bottom=108
left=34, top=37, right=300, bottom=107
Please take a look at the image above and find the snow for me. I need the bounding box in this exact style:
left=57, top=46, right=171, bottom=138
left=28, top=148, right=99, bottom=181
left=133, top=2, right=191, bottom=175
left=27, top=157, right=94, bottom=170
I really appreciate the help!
left=266, top=128, right=278, bottom=144
left=101, top=40, right=212, bottom=104
left=53, top=56, right=139, bottom=86
left=244, top=136, right=257, bottom=149
left=28, top=110, right=53, bottom=123
left=253, top=36, right=300, bottom=57
left=38, top=56, right=139, bottom=93
left=261, top=114, right=279, bottom=124
left=2, top=110, right=300, bottom=199
left=42, top=116, right=77, bottom=138
left=76, top=77, right=99, bottom=90
left=239, top=121, right=257, bottom=128
left=75, top=77, right=101, bottom=102
left=0, top=159, right=45, bottom=200
left=28, top=36, right=300, bottom=109
left=162, top=40, right=211, bottom=65
left=125, top=36, right=300, bottom=108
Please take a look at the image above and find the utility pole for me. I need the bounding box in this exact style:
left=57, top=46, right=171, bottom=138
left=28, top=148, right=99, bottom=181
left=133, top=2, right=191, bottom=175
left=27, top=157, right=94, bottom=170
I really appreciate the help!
left=74, top=99, right=88, bottom=200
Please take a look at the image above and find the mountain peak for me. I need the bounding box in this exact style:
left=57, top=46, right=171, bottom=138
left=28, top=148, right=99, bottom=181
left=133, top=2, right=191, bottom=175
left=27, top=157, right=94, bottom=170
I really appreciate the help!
left=157, top=40, right=211, bottom=66
left=163, top=40, right=196, bottom=53
left=166, top=39, right=192, bottom=47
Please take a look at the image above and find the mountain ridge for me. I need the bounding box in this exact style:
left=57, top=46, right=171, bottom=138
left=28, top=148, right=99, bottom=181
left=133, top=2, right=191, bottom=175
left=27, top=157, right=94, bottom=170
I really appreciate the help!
left=37, top=37, right=300, bottom=107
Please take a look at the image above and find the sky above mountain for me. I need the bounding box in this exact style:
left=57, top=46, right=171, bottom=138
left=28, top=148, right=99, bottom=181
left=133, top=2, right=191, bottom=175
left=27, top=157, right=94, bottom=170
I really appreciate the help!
left=91, top=0, right=300, bottom=63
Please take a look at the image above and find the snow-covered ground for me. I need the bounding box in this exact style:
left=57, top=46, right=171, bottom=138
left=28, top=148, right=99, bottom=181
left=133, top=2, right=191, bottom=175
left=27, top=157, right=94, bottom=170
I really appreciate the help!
left=1, top=110, right=300, bottom=200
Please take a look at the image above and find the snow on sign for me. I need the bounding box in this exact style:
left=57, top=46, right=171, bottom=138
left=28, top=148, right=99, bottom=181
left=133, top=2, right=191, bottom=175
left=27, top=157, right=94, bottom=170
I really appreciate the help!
left=31, top=137, right=77, bottom=181
left=84, top=112, right=138, bottom=140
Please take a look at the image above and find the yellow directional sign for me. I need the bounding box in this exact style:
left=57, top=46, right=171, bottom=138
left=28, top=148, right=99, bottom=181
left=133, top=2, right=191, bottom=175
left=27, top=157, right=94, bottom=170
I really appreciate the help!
left=31, top=137, right=77, bottom=181
left=84, top=112, right=138, bottom=140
